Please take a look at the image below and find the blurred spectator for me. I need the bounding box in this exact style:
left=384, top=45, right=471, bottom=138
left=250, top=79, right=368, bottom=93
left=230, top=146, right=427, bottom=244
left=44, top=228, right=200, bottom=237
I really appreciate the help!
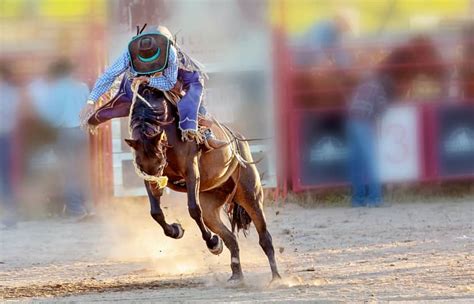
left=346, top=37, right=443, bottom=207
left=28, top=73, right=53, bottom=125
left=29, top=59, right=92, bottom=218
left=292, top=13, right=356, bottom=108
left=346, top=75, right=392, bottom=207
left=295, top=13, right=352, bottom=68
left=0, top=62, right=20, bottom=228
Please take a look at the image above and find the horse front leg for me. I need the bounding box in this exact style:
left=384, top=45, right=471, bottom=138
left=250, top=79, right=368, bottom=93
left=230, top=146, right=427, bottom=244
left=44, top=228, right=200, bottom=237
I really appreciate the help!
left=185, top=156, right=222, bottom=255
left=145, top=181, right=184, bottom=239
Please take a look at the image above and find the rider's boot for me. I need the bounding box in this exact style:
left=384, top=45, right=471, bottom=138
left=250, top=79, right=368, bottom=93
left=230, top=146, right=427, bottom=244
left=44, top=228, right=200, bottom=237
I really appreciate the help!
left=203, top=129, right=228, bottom=150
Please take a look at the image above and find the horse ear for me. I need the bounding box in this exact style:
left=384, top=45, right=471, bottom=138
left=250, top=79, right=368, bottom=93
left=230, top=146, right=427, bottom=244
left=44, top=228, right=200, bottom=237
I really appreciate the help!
left=124, top=138, right=140, bottom=150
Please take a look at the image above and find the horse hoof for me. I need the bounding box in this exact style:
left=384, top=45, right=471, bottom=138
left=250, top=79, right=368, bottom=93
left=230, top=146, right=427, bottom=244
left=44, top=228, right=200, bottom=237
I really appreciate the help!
left=227, top=275, right=244, bottom=287
left=208, top=235, right=223, bottom=255
left=171, top=223, right=184, bottom=239
left=228, top=273, right=244, bottom=283
left=269, top=273, right=282, bottom=286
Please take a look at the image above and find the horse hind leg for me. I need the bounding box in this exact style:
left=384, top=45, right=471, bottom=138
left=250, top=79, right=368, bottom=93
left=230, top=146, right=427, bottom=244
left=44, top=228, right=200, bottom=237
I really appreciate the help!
left=200, top=191, right=244, bottom=282
left=235, top=168, right=281, bottom=281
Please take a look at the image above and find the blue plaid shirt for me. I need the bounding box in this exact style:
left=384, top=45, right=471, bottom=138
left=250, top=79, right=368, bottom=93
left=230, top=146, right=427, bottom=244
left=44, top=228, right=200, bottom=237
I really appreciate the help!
left=348, top=75, right=395, bottom=121
left=88, top=45, right=178, bottom=102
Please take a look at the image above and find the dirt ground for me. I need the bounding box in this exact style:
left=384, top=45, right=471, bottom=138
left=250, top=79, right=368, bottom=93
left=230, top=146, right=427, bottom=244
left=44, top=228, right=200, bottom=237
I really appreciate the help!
left=0, top=196, right=473, bottom=303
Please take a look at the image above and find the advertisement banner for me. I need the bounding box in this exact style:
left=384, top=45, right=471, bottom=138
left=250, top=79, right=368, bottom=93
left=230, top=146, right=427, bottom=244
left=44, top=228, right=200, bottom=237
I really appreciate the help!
left=436, top=104, right=474, bottom=177
left=292, top=105, right=423, bottom=189
left=292, top=110, right=348, bottom=189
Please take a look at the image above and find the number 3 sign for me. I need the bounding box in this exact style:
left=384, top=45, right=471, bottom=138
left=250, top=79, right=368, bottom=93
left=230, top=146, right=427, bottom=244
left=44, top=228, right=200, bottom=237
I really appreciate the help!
left=377, top=105, right=422, bottom=182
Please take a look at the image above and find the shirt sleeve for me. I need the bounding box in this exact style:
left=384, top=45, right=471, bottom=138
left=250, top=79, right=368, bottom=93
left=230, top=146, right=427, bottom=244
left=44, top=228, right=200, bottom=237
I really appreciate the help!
left=88, top=51, right=130, bottom=102
left=148, top=45, right=178, bottom=91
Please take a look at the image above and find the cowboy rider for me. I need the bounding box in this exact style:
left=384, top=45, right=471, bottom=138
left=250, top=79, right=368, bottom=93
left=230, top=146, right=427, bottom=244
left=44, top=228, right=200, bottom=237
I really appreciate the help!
left=80, top=25, right=225, bottom=149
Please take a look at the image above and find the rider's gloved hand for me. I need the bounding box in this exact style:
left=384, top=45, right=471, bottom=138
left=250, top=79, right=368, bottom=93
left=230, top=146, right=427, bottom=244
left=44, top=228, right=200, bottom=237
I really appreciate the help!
left=132, top=76, right=149, bottom=90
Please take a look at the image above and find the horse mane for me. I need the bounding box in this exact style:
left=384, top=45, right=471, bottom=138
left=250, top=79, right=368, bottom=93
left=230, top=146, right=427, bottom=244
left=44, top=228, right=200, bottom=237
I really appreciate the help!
left=130, top=92, right=169, bottom=156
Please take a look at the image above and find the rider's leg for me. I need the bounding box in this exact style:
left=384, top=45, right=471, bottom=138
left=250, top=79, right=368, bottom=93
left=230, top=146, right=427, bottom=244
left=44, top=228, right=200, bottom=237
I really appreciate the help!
left=86, top=74, right=134, bottom=127
left=178, top=70, right=226, bottom=149
left=177, top=71, right=202, bottom=136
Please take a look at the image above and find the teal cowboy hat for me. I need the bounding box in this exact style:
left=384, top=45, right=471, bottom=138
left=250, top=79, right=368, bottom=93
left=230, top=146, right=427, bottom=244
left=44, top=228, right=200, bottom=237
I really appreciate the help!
left=128, top=29, right=171, bottom=75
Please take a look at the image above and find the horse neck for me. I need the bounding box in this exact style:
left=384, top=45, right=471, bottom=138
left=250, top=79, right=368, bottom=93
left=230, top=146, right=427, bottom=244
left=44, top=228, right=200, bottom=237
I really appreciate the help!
left=148, top=94, right=176, bottom=118
left=130, top=96, right=177, bottom=141
left=163, top=98, right=177, bottom=119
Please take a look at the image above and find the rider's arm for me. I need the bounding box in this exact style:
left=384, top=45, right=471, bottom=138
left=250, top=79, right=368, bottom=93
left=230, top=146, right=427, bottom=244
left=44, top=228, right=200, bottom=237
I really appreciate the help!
left=88, top=52, right=130, bottom=103
left=148, top=45, right=178, bottom=91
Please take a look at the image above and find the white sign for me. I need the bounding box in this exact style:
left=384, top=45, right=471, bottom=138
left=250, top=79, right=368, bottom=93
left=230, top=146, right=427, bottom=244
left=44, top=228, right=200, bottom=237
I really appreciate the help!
left=378, top=105, right=421, bottom=182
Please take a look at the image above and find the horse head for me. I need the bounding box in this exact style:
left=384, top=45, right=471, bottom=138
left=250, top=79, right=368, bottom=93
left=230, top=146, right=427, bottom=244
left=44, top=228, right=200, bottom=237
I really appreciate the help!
left=125, top=88, right=174, bottom=179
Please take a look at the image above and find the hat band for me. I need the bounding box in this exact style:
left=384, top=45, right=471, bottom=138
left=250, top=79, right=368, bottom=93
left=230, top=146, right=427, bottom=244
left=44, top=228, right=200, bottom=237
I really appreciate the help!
left=138, top=49, right=161, bottom=62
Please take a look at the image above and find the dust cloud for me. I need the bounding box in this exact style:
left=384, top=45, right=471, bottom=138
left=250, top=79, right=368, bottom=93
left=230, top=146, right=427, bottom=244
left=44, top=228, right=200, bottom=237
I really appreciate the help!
left=94, top=192, right=269, bottom=280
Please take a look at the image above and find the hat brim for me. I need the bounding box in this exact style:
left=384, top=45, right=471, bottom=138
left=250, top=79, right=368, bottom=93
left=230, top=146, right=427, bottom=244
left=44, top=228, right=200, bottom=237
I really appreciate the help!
left=128, top=33, right=170, bottom=75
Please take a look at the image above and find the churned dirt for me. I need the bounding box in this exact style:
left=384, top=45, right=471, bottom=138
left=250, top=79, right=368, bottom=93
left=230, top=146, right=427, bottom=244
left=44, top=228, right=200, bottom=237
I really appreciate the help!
left=0, top=195, right=473, bottom=303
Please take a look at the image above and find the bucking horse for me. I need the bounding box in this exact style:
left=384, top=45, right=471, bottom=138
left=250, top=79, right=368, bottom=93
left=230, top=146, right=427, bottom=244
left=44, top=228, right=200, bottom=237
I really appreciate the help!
left=87, top=78, right=280, bottom=282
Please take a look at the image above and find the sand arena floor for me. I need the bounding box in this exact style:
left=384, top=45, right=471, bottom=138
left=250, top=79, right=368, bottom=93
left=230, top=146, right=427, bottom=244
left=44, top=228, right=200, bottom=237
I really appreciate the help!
left=1, top=198, right=473, bottom=303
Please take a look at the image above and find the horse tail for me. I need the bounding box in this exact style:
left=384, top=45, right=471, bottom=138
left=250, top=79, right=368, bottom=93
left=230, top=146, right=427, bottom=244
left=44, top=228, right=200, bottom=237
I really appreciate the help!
left=229, top=202, right=252, bottom=236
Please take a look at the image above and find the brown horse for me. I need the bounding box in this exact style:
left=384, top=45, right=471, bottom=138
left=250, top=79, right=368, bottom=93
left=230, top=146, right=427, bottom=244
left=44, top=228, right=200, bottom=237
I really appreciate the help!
left=123, top=86, right=280, bottom=282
